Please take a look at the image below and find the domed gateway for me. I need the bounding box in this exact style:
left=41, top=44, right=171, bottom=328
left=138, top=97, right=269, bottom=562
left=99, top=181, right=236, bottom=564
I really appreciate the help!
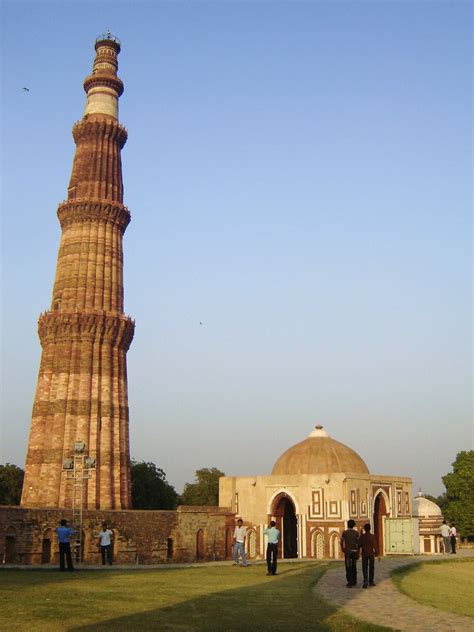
left=219, top=425, right=412, bottom=560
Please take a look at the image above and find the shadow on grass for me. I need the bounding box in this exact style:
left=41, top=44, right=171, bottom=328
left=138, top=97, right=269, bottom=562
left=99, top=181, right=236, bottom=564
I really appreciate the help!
left=65, top=564, right=389, bottom=632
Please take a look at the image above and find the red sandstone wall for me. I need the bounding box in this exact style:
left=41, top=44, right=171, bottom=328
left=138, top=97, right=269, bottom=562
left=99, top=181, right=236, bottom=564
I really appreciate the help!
left=0, top=506, right=235, bottom=566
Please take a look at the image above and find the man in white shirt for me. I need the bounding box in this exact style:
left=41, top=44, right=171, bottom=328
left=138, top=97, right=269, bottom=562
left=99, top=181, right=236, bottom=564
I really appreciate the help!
left=233, top=518, right=249, bottom=566
left=450, top=524, right=457, bottom=554
left=98, top=522, right=114, bottom=565
left=440, top=520, right=451, bottom=554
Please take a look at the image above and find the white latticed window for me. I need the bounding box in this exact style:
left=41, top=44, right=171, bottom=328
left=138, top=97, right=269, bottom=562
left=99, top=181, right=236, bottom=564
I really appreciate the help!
left=330, top=533, right=340, bottom=559
left=248, top=529, right=256, bottom=558
left=316, top=532, right=324, bottom=559
left=311, top=530, right=324, bottom=559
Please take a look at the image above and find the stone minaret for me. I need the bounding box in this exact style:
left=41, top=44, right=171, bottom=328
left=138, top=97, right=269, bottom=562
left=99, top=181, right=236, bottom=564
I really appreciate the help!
left=21, top=34, right=134, bottom=509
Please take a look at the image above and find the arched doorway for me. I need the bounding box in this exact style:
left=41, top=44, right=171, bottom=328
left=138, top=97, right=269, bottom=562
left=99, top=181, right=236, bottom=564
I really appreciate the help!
left=329, top=532, right=340, bottom=559
left=272, top=493, right=298, bottom=558
left=196, top=529, right=205, bottom=561
left=311, top=530, right=324, bottom=559
left=4, top=527, right=17, bottom=564
left=247, top=529, right=257, bottom=559
left=41, top=529, right=53, bottom=564
left=373, top=492, right=389, bottom=555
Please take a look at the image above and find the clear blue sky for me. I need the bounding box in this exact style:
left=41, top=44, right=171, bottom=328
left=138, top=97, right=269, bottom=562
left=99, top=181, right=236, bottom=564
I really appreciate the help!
left=1, top=1, right=472, bottom=496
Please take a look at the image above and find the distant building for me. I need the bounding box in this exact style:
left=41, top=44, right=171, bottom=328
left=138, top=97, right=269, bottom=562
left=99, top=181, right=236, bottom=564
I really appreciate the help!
left=219, top=425, right=413, bottom=558
left=412, top=492, right=444, bottom=554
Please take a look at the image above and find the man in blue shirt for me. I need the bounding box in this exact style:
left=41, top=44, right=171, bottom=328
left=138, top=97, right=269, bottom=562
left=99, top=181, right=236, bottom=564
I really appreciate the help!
left=263, top=520, right=280, bottom=576
left=56, top=519, right=77, bottom=572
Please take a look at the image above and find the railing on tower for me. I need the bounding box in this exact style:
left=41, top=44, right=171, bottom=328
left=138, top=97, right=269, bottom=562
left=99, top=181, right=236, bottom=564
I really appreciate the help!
left=95, top=31, right=121, bottom=46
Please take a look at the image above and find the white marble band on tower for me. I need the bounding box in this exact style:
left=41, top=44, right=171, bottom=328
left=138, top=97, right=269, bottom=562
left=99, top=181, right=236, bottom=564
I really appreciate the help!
left=83, top=34, right=124, bottom=120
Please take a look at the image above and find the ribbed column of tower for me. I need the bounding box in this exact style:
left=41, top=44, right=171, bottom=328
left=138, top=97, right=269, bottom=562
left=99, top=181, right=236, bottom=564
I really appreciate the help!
left=21, top=34, right=134, bottom=509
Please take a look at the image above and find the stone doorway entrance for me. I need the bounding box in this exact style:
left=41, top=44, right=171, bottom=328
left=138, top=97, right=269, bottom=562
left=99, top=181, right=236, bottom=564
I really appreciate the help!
left=272, top=493, right=298, bottom=558
left=373, top=492, right=389, bottom=555
left=196, top=529, right=205, bottom=561
left=41, top=537, right=52, bottom=563
left=4, top=535, right=16, bottom=563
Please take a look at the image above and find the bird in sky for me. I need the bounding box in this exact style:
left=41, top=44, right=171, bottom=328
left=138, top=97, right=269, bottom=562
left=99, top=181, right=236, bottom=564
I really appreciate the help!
left=23, top=87, right=30, bottom=92
left=199, top=322, right=203, bottom=325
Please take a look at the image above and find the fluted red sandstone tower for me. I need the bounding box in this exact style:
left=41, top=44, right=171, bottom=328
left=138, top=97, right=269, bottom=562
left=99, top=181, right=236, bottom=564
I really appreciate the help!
left=21, top=34, right=134, bottom=509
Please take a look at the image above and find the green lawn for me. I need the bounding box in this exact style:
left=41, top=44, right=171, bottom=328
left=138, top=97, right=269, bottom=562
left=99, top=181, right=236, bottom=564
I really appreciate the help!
left=392, top=559, right=474, bottom=618
left=0, top=562, right=390, bottom=632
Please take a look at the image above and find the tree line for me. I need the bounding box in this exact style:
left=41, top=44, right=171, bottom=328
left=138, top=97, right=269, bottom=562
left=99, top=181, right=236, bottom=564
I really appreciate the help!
left=1, top=452, right=473, bottom=540
left=0, top=461, right=224, bottom=509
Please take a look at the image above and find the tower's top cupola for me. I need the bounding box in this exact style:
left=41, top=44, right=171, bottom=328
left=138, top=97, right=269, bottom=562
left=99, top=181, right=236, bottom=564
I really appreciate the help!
left=83, top=33, right=124, bottom=120
left=95, top=31, right=121, bottom=51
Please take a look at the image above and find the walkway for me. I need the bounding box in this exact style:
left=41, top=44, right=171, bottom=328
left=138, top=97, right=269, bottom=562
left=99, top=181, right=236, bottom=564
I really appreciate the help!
left=314, top=550, right=473, bottom=632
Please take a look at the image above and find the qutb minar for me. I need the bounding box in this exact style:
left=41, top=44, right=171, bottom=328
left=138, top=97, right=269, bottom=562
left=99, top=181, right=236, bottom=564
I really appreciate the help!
left=21, top=33, right=134, bottom=510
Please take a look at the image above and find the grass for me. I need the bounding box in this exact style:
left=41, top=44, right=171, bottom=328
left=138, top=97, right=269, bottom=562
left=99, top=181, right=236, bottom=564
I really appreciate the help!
left=392, top=558, right=474, bottom=618
left=0, top=561, right=391, bottom=632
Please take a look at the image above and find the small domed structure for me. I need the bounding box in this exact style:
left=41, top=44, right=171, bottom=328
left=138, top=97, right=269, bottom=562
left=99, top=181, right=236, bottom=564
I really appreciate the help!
left=271, top=425, right=370, bottom=476
left=413, top=494, right=442, bottom=518
left=412, top=491, right=444, bottom=554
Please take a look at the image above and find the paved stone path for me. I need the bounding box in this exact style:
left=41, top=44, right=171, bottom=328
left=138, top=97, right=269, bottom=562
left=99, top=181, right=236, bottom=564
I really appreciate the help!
left=314, top=551, right=474, bottom=631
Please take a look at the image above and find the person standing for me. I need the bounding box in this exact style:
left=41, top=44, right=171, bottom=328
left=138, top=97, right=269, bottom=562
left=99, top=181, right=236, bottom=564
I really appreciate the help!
left=56, top=519, right=77, bottom=572
left=450, top=524, right=457, bottom=554
left=440, top=520, right=451, bottom=554
left=341, top=519, right=359, bottom=587
left=359, top=523, right=380, bottom=588
left=263, top=520, right=280, bottom=576
left=98, top=522, right=114, bottom=565
left=233, top=518, right=249, bottom=566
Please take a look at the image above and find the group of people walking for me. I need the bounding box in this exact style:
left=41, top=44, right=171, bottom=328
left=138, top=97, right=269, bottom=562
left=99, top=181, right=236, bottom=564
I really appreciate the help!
left=340, top=520, right=380, bottom=588
left=234, top=517, right=379, bottom=587
left=440, top=520, right=457, bottom=554
left=55, top=519, right=114, bottom=571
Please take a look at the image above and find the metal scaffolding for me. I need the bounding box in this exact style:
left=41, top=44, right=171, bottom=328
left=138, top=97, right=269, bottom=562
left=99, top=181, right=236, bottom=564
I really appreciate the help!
left=63, top=441, right=96, bottom=562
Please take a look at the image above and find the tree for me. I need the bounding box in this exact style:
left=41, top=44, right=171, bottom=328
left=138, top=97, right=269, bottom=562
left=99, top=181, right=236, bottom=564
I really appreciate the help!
left=441, top=451, right=474, bottom=539
left=180, top=467, right=225, bottom=506
left=0, top=463, right=24, bottom=505
left=130, top=460, right=178, bottom=509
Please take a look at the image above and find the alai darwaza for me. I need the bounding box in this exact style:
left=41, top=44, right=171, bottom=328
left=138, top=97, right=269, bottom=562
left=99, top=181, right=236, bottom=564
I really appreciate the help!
left=219, top=425, right=413, bottom=560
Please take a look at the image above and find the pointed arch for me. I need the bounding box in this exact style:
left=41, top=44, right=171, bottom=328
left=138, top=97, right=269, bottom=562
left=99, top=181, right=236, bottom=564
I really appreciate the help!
left=41, top=528, right=53, bottom=564
left=247, top=529, right=257, bottom=559
left=310, top=529, right=324, bottom=559
left=270, top=492, right=298, bottom=559
left=373, top=489, right=390, bottom=555
left=196, top=529, right=205, bottom=561
left=329, top=531, right=340, bottom=559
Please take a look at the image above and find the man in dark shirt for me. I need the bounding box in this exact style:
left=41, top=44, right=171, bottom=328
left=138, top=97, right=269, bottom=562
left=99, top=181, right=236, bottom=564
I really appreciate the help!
left=340, top=519, right=359, bottom=587
left=359, top=523, right=380, bottom=588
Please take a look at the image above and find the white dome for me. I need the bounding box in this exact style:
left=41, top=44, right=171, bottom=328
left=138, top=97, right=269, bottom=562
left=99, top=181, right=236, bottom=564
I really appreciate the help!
left=413, top=496, right=442, bottom=517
